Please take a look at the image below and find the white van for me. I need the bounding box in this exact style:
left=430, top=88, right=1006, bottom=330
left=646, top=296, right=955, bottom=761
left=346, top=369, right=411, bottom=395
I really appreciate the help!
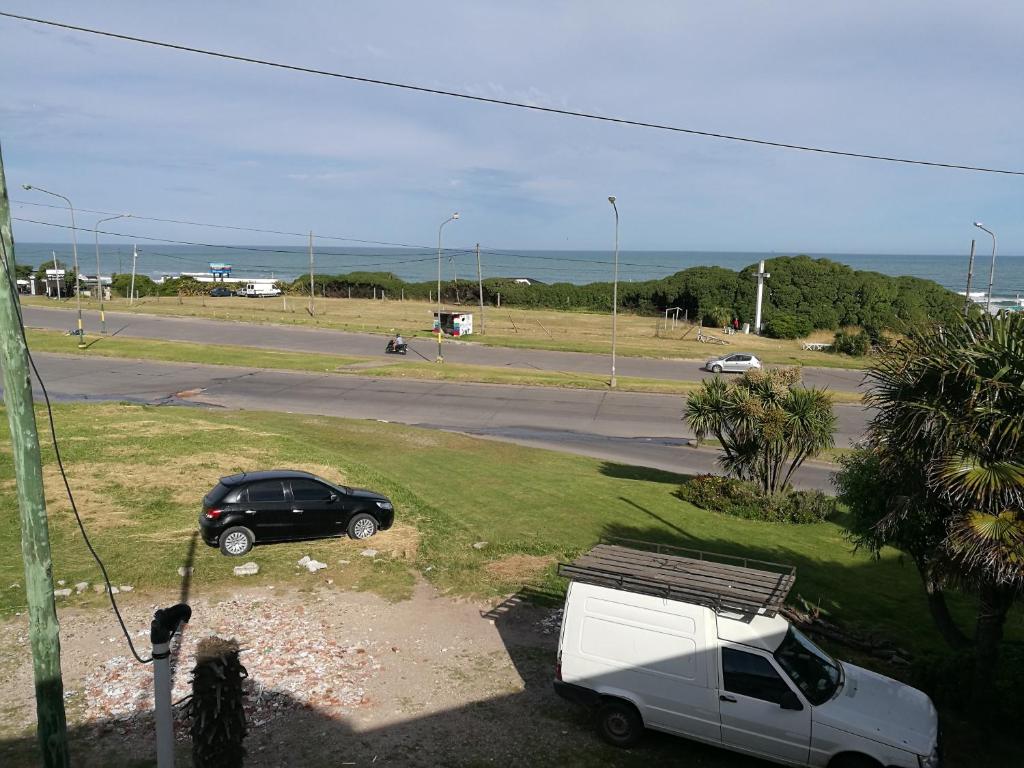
left=244, top=282, right=282, bottom=298
left=554, top=543, right=940, bottom=768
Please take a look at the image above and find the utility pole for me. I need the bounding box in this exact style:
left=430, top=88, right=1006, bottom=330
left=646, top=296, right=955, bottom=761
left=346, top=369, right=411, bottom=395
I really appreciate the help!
left=129, top=245, right=139, bottom=305
left=753, top=260, right=770, bottom=334
left=475, top=243, right=485, bottom=334
left=964, top=239, right=976, bottom=317
left=52, top=251, right=61, bottom=300
left=608, top=196, right=619, bottom=389
left=0, top=146, right=70, bottom=767
left=308, top=231, right=315, bottom=316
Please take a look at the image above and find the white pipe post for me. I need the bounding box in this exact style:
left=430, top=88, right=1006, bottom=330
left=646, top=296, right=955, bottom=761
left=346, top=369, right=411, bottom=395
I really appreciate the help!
left=754, top=260, right=770, bottom=334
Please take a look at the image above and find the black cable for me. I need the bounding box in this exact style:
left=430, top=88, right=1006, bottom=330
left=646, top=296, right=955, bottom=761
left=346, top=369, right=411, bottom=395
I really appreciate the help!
left=2, top=10, right=1022, bottom=176
left=0, top=236, right=152, bottom=664
left=11, top=199, right=433, bottom=250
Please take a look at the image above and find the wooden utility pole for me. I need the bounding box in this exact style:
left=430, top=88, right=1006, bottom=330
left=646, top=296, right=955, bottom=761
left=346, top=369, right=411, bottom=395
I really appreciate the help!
left=964, top=239, right=976, bottom=317
left=308, top=230, right=315, bottom=316
left=0, top=145, right=70, bottom=766
left=475, top=243, right=485, bottom=334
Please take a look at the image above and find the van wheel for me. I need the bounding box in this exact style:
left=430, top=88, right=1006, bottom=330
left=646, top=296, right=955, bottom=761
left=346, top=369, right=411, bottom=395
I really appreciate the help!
left=828, top=755, right=881, bottom=768
left=596, top=700, right=643, bottom=748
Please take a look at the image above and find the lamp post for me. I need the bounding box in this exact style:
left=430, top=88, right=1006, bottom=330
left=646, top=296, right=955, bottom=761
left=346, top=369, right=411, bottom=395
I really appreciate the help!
left=22, top=184, right=85, bottom=348
left=608, top=196, right=619, bottom=388
left=973, top=222, right=997, bottom=314
left=94, top=214, right=130, bottom=334
left=436, top=212, right=459, bottom=362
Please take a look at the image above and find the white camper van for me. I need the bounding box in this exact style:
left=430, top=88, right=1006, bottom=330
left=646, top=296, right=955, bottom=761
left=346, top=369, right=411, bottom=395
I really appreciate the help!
left=554, top=543, right=940, bottom=768
left=244, top=282, right=282, bottom=298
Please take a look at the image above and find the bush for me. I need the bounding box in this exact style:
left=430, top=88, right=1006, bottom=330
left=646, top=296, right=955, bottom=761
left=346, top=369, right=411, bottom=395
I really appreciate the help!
left=701, top=305, right=732, bottom=328
left=763, top=313, right=812, bottom=339
left=910, top=643, right=1024, bottom=724
left=677, top=475, right=835, bottom=524
left=832, top=329, right=871, bottom=356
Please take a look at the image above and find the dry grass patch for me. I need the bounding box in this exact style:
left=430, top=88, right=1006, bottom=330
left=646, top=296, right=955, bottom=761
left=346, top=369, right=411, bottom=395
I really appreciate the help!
left=484, top=554, right=557, bottom=583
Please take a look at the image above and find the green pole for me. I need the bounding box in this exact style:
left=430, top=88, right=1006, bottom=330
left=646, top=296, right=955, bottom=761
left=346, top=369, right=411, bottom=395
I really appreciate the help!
left=0, top=145, right=70, bottom=766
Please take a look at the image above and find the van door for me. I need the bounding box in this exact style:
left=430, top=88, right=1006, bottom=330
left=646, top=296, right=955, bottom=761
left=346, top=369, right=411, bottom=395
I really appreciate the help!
left=570, top=587, right=721, bottom=744
left=718, top=643, right=811, bottom=764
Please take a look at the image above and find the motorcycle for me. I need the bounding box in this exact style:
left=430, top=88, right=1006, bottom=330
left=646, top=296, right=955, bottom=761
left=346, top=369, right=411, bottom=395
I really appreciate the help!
left=385, top=339, right=408, bottom=355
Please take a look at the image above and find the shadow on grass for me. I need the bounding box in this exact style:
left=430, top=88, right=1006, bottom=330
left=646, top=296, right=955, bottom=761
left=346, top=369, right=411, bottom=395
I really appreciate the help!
left=598, top=462, right=694, bottom=485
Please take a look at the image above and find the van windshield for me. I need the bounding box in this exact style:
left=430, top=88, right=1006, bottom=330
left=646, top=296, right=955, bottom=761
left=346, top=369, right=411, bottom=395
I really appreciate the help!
left=773, top=627, right=842, bottom=705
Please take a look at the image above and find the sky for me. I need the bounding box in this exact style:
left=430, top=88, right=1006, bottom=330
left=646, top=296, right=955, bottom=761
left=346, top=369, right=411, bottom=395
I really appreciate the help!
left=1, top=1, right=1022, bottom=255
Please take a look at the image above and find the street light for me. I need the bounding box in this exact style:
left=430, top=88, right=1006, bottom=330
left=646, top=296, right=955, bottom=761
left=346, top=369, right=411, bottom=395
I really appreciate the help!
left=22, top=184, right=86, bottom=347
left=608, top=196, right=619, bottom=388
left=436, top=212, right=459, bottom=362
left=94, top=213, right=131, bottom=333
left=973, top=222, right=997, bottom=314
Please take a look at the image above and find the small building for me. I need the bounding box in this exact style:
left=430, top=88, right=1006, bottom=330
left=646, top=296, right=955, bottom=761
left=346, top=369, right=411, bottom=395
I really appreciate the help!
left=432, top=311, right=473, bottom=337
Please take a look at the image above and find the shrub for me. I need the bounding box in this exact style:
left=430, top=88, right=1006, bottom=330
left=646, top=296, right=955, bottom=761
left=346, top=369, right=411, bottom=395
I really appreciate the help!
left=831, top=329, right=871, bottom=356
left=763, top=313, right=812, bottom=339
left=701, top=305, right=732, bottom=328
left=677, top=475, right=835, bottom=524
left=910, top=643, right=1024, bottom=725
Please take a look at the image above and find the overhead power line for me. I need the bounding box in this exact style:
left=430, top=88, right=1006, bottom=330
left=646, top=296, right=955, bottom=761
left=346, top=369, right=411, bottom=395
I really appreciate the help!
left=2, top=11, right=1022, bottom=177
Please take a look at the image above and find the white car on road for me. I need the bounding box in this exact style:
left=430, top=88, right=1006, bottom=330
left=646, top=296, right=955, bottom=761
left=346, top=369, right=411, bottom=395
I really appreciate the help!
left=704, top=353, right=762, bottom=374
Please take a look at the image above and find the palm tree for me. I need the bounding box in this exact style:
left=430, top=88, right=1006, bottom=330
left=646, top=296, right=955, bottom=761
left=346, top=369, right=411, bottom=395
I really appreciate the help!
left=860, top=311, right=1024, bottom=710
left=684, top=367, right=835, bottom=495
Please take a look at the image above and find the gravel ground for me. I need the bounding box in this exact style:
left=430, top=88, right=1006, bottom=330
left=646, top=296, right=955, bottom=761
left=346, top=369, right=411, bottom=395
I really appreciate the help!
left=0, top=580, right=766, bottom=768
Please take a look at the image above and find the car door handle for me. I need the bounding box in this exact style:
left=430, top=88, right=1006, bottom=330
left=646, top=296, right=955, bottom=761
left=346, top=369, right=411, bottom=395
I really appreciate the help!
left=291, top=508, right=304, bottom=514
left=719, top=695, right=737, bottom=703
left=244, top=509, right=256, bottom=515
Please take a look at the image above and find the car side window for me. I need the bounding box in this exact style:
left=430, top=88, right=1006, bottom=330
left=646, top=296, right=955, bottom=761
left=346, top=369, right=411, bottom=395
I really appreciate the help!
left=247, top=481, right=285, bottom=503
left=722, top=647, right=791, bottom=705
left=735, top=355, right=750, bottom=362
left=291, top=479, right=335, bottom=502
left=726, top=355, right=739, bottom=362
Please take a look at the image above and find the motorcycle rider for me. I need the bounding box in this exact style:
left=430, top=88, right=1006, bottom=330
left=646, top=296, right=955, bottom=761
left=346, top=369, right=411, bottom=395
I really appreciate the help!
left=394, top=332, right=405, bottom=347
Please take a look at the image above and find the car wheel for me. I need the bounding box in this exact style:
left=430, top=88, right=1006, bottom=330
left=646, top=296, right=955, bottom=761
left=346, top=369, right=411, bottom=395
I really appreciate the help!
left=596, top=700, right=643, bottom=748
left=348, top=513, right=379, bottom=540
left=219, top=526, right=254, bottom=556
left=828, top=754, right=882, bottom=768
left=712, top=364, right=723, bottom=374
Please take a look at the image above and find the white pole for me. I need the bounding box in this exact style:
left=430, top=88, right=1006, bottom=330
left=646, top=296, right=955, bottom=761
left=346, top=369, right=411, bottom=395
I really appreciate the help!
left=608, top=196, right=619, bottom=388
left=754, top=260, right=770, bottom=334
left=130, top=245, right=138, bottom=305
left=53, top=251, right=61, bottom=300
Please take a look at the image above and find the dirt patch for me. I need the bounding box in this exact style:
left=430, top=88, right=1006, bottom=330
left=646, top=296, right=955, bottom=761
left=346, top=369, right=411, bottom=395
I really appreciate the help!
left=0, top=581, right=597, bottom=768
left=485, top=554, right=557, bottom=583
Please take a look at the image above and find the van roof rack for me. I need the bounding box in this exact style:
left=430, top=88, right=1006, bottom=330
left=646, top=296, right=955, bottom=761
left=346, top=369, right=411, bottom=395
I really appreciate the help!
left=557, top=537, right=796, bottom=617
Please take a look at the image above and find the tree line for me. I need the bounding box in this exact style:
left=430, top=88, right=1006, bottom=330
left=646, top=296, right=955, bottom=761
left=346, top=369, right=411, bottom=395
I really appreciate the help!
left=28, top=254, right=966, bottom=336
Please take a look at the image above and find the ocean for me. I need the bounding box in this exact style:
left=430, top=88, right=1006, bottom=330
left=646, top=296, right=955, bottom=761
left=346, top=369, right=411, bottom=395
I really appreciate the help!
left=14, top=242, right=1024, bottom=305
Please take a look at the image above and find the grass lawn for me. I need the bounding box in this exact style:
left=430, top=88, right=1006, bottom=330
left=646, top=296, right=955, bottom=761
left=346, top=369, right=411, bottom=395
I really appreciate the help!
left=0, top=403, right=1015, bottom=765
left=22, top=295, right=869, bottom=369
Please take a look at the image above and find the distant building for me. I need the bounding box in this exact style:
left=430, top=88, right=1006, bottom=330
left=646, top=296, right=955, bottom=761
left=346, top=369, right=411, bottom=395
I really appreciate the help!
left=510, top=277, right=545, bottom=286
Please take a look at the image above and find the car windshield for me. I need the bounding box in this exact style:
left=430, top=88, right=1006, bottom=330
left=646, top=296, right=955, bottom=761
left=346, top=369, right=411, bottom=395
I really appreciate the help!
left=773, top=627, right=842, bottom=705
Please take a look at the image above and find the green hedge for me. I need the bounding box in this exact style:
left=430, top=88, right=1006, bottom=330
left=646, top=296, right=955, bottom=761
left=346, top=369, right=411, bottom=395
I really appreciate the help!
left=676, top=474, right=836, bottom=524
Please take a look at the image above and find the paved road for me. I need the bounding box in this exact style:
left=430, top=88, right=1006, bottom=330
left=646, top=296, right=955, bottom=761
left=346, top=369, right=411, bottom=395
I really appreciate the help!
left=22, top=306, right=866, bottom=392
left=20, top=353, right=862, bottom=490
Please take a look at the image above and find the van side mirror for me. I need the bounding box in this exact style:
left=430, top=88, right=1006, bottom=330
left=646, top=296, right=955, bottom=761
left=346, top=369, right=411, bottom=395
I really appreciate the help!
left=780, top=690, right=803, bottom=711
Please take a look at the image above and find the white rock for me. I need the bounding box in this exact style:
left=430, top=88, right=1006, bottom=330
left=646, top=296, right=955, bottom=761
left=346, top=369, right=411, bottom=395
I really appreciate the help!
left=177, top=567, right=194, bottom=577
left=360, top=549, right=378, bottom=558
left=109, top=586, right=120, bottom=595
left=53, top=588, right=72, bottom=598
left=8, top=582, right=20, bottom=589
left=297, top=556, right=328, bottom=573
left=74, top=582, right=89, bottom=594
left=118, top=586, right=133, bottom=592
left=337, top=559, right=350, bottom=565
left=57, top=579, right=66, bottom=586
left=92, top=584, right=106, bottom=594
left=472, top=541, right=488, bottom=550
left=233, top=562, right=259, bottom=577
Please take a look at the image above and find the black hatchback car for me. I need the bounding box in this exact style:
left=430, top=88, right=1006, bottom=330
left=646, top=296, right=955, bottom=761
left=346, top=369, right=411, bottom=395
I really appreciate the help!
left=199, top=470, right=394, bottom=556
